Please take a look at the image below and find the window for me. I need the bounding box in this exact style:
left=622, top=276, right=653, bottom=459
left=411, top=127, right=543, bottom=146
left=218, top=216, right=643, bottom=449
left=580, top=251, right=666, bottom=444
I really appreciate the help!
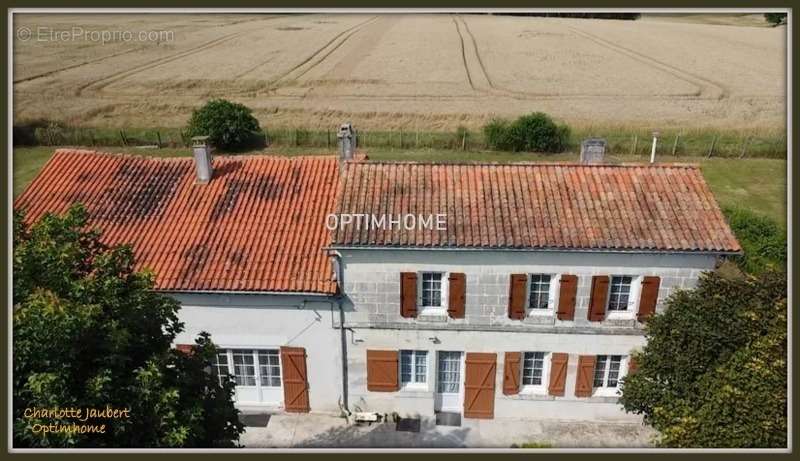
left=521, top=351, right=547, bottom=387
left=421, top=272, right=443, bottom=307
left=528, top=274, right=552, bottom=310
left=437, top=351, right=461, bottom=393
left=212, top=348, right=282, bottom=388
left=593, top=355, right=624, bottom=389
left=400, top=350, right=428, bottom=387
left=608, top=276, right=633, bottom=311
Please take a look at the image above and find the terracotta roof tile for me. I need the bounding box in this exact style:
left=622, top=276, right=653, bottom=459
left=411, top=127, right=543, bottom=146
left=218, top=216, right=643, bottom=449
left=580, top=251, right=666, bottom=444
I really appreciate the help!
left=332, top=162, right=740, bottom=253
left=15, top=149, right=339, bottom=294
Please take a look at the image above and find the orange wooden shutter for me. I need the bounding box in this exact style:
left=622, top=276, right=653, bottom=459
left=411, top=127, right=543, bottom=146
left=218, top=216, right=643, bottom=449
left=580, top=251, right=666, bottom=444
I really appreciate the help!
left=448, top=273, right=466, bottom=319
left=175, top=344, right=193, bottom=354
left=575, top=355, right=596, bottom=397
left=280, top=346, right=310, bottom=412
left=366, top=350, right=399, bottom=392
left=502, top=352, right=521, bottom=395
left=637, top=276, right=661, bottom=322
left=557, top=275, right=578, bottom=320
left=548, top=353, right=569, bottom=396
left=587, top=275, right=609, bottom=322
left=508, top=274, right=527, bottom=320
left=464, top=352, right=497, bottom=419
left=400, top=272, right=418, bottom=318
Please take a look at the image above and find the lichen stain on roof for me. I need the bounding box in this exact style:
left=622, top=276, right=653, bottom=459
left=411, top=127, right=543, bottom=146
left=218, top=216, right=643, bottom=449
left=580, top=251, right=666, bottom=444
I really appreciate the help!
left=15, top=149, right=339, bottom=294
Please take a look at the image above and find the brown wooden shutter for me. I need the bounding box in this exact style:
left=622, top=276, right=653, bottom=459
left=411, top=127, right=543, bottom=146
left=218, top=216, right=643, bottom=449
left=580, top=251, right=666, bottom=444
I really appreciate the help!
left=400, top=272, right=418, bottom=318
left=464, top=352, right=496, bottom=419
left=587, top=275, right=610, bottom=322
left=575, top=355, right=596, bottom=397
left=557, top=275, right=578, bottom=320
left=448, top=273, right=466, bottom=319
left=508, top=274, right=527, bottom=320
left=280, top=346, right=310, bottom=412
left=366, top=350, right=399, bottom=392
left=548, top=353, right=569, bottom=396
left=502, top=352, right=521, bottom=395
left=175, top=344, right=193, bottom=354
left=637, top=276, right=661, bottom=322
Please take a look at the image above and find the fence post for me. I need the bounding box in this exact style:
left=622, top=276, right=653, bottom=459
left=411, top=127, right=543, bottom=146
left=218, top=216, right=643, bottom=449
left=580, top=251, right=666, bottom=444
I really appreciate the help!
left=631, top=134, right=638, bottom=156
left=294, top=128, right=299, bottom=147
left=672, top=133, right=680, bottom=156
left=327, top=129, right=331, bottom=148
left=120, top=130, right=127, bottom=146
left=415, top=130, right=419, bottom=148
left=399, top=129, right=403, bottom=149
left=462, top=131, right=467, bottom=151
left=739, top=136, right=750, bottom=159
left=156, top=131, right=162, bottom=148
left=707, top=135, right=718, bottom=158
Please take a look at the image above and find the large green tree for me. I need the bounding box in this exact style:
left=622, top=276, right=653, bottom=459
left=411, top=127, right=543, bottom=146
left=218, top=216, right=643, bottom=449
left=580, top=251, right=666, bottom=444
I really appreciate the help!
left=13, top=204, right=244, bottom=448
left=619, top=271, right=787, bottom=448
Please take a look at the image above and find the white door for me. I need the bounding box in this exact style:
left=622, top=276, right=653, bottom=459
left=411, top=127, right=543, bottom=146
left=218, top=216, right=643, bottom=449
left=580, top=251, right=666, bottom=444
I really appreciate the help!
left=435, top=351, right=463, bottom=413
left=217, top=349, right=283, bottom=406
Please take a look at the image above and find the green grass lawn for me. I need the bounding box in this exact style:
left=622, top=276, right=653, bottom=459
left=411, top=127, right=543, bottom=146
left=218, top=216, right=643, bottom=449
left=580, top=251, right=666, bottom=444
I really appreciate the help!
left=13, top=146, right=786, bottom=227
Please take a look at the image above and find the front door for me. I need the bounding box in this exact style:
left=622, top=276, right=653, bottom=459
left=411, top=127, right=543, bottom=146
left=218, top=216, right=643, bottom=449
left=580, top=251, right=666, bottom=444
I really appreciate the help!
left=435, top=351, right=463, bottom=413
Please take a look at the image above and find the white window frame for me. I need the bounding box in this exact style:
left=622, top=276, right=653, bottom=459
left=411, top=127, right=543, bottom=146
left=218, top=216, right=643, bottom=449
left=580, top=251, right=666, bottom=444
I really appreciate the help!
left=605, top=275, right=641, bottom=320
left=520, top=351, right=551, bottom=394
left=417, top=271, right=448, bottom=315
left=213, top=347, right=283, bottom=389
left=399, top=349, right=429, bottom=390
left=526, top=273, right=558, bottom=317
left=592, top=354, right=628, bottom=397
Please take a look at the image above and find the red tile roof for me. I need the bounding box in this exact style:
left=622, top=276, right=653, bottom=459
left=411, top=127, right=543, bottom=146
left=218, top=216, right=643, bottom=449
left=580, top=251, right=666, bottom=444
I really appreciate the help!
left=15, top=150, right=339, bottom=294
left=331, top=162, right=740, bottom=253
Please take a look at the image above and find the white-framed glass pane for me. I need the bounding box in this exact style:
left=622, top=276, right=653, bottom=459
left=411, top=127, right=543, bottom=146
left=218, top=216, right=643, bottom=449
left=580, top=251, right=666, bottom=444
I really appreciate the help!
left=528, top=275, right=551, bottom=310
left=421, top=272, right=443, bottom=307
left=522, top=351, right=546, bottom=385
left=400, top=350, right=413, bottom=384
left=415, top=351, right=427, bottom=383
left=232, top=349, right=256, bottom=386
left=594, top=355, right=608, bottom=388
left=437, top=351, right=460, bottom=393
left=213, top=350, right=231, bottom=386
left=608, top=276, right=633, bottom=311
left=258, top=350, right=281, bottom=387
left=606, top=355, right=623, bottom=388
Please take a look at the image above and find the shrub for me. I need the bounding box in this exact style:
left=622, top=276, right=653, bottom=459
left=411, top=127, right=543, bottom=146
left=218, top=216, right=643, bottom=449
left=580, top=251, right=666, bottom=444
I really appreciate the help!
left=723, top=206, right=786, bottom=274
left=186, top=99, right=263, bottom=151
left=483, top=112, right=570, bottom=153
left=764, top=13, right=786, bottom=26
left=13, top=119, right=51, bottom=146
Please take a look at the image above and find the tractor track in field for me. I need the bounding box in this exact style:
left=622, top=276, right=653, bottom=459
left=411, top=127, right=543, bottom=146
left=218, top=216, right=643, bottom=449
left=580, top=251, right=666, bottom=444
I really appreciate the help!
left=14, top=46, right=147, bottom=84
left=235, top=15, right=379, bottom=83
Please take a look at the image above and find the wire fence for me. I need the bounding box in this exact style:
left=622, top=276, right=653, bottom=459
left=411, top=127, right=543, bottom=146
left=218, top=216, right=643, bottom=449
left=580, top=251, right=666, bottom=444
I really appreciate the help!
left=17, top=123, right=787, bottom=159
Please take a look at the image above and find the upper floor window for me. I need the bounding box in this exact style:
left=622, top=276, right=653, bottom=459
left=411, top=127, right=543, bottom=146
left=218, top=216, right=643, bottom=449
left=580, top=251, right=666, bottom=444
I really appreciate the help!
left=420, top=272, right=443, bottom=307
left=593, top=354, right=624, bottom=389
left=400, top=350, right=428, bottom=388
left=607, top=276, right=633, bottom=311
left=528, top=274, right=552, bottom=310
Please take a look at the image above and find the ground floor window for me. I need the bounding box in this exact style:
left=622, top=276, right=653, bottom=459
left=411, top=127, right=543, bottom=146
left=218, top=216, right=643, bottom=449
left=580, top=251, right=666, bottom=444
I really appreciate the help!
left=437, top=351, right=461, bottom=393
left=521, top=351, right=548, bottom=387
left=213, top=348, right=281, bottom=388
left=400, top=350, right=428, bottom=387
left=593, top=354, right=624, bottom=389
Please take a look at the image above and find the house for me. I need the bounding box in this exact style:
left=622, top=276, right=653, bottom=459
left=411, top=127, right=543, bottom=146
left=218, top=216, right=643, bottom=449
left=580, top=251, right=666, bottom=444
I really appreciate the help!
left=15, top=148, right=741, bottom=424
left=328, top=161, right=740, bottom=421
left=14, top=148, right=344, bottom=414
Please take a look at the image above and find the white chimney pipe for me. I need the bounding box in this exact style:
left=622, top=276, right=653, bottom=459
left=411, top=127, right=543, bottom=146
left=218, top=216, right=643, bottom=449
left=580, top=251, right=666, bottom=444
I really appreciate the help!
left=191, top=136, right=214, bottom=183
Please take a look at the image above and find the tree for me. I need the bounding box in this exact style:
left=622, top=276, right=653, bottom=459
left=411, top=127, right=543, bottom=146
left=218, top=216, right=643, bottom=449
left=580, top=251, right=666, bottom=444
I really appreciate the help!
left=483, top=112, right=571, bottom=153
left=723, top=206, right=786, bottom=275
left=619, top=271, right=787, bottom=448
left=13, top=204, right=244, bottom=448
left=764, top=13, right=786, bottom=26
left=185, top=99, right=263, bottom=151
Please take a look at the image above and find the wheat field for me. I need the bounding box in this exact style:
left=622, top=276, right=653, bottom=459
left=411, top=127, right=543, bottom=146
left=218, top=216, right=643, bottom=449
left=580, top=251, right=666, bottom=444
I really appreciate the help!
left=12, top=13, right=786, bottom=131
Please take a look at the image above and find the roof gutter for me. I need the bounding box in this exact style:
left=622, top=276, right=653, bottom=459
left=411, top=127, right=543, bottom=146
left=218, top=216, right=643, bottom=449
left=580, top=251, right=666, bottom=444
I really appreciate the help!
left=323, top=245, right=742, bottom=256
left=155, top=289, right=336, bottom=297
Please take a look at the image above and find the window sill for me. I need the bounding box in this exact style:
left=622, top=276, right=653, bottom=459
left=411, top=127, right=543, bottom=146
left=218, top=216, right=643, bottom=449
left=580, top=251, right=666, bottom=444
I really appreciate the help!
left=514, top=392, right=555, bottom=401
left=417, top=310, right=449, bottom=323
left=523, top=314, right=555, bottom=326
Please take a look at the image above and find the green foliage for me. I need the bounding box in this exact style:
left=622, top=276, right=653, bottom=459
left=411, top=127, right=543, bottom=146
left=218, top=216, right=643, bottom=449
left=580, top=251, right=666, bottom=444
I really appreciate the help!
left=185, top=99, right=263, bottom=151
left=514, top=441, right=553, bottom=448
left=13, top=204, right=244, bottom=447
left=483, top=112, right=570, bottom=153
left=723, top=206, right=786, bottom=274
left=619, top=271, right=787, bottom=448
left=764, top=13, right=786, bottom=26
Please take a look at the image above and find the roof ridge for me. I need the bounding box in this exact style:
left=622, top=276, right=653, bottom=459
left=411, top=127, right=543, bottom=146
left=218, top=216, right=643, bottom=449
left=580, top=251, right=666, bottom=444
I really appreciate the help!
left=52, top=149, right=338, bottom=163
left=347, top=160, right=700, bottom=168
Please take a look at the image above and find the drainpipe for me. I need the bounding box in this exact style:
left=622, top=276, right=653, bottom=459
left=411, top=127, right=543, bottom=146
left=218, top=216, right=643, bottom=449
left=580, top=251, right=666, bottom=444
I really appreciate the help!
left=329, top=250, right=349, bottom=415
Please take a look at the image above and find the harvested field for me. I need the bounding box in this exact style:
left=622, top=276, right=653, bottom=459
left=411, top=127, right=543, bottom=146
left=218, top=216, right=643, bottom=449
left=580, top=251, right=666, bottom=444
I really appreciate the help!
left=13, top=13, right=786, bottom=131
